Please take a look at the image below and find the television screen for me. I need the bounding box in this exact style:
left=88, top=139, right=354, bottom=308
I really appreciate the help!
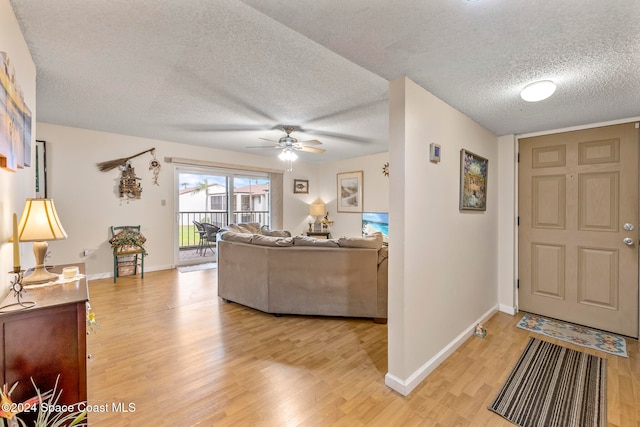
left=362, top=212, right=389, bottom=245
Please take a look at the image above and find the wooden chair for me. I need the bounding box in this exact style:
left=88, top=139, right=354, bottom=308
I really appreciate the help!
left=110, top=225, right=145, bottom=283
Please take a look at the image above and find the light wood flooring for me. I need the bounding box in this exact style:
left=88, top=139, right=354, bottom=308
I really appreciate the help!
left=87, top=268, right=639, bottom=426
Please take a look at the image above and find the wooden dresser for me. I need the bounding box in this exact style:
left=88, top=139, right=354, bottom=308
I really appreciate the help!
left=0, top=263, right=88, bottom=413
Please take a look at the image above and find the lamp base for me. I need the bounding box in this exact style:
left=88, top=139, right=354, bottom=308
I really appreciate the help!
left=23, top=266, right=59, bottom=285
left=23, top=241, right=58, bottom=285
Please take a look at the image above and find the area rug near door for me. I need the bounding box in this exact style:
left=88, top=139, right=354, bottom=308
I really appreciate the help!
left=489, top=337, right=606, bottom=427
left=517, top=313, right=628, bottom=357
left=177, top=263, right=217, bottom=273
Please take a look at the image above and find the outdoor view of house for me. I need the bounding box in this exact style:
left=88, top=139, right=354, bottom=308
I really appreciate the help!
left=177, top=172, right=270, bottom=250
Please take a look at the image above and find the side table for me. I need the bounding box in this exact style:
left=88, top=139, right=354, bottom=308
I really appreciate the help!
left=307, top=231, right=331, bottom=239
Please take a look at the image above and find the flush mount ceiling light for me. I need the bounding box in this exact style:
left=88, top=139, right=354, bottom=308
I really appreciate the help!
left=520, top=80, right=556, bottom=102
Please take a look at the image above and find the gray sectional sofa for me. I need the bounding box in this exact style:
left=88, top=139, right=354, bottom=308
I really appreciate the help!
left=216, top=223, right=388, bottom=323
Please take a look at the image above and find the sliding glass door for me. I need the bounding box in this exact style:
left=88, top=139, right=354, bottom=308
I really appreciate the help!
left=175, top=167, right=270, bottom=265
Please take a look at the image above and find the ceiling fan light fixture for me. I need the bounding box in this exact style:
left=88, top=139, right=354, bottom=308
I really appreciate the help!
left=520, top=80, right=556, bottom=102
left=278, top=148, right=298, bottom=161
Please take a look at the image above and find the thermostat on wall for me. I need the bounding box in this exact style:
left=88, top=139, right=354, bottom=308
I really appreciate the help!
left=430, top=143, right=441, bottom=163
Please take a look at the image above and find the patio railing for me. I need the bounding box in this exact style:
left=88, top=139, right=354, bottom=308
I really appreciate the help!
left=178, top=211, right=269, bottom=249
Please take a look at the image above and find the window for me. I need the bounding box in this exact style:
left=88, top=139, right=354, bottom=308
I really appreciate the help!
left=210, top=195, right=226, bottom=211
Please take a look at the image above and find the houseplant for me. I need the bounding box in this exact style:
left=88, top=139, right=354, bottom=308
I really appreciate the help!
left=0, top=376, right=87, bottom=427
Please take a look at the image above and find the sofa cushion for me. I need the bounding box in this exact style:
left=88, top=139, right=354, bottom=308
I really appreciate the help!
left=226, top=223, right=261, bottom=234
left=220, top=231, right=253, bottom=244
left=378, top=245, right=389, bottom=264
left=261, top=229, right=292, bottom=237
left=251, top=234, right=294, bottom=247
left=337, top=232, right=383, bottom=249
left=293, top=235, right=340, bottom=247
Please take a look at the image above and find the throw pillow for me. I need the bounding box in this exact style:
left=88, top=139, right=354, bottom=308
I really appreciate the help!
left=337, top=232, right=383, bottom=249
left=237, top=222, right=261, bottom=233
left=251, top=234, right=294, bottom=247
left=293, top=235, right=339, bottom=247
left=220, top=231, right=253, bottom=244
left=261, top=230, right=292, bottom=237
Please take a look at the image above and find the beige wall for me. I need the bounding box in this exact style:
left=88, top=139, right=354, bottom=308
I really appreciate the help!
left=386, top=77, right=499, bottom=395
left=0, top=0, right=37, bottom=299
left=35, top=123, right=386, bottom=277
left=313, top=152, right=390, bottom=238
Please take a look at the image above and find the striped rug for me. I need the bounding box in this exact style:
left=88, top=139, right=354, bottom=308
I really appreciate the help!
left=489, top=338, right=606, bottom=427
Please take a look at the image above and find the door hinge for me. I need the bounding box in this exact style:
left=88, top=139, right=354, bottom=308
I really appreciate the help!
left=517, top=216, right=520, bottom=226
left=517, top=279, right=520, bottom=289
left=517, top=153, right=520, bottom=162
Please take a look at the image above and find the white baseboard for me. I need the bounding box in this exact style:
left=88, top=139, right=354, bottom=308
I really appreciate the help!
left=87, top=264, right=175, bottom=281
left=385, top=304, right=498, bottom=396
left=499, top=304, right=517, bottom=315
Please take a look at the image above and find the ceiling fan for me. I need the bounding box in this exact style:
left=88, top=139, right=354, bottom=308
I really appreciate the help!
left=246, top=126, right=326, bottom=155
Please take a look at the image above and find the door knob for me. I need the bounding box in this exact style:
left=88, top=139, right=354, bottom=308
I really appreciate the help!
left=623, top=237, right=634, bottom=246
left=624, top=223, right=635, bottom=231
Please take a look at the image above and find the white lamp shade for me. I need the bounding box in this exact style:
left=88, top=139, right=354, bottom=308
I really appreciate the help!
left=309, top=199, right=326, bottom=216
left=15, top=198, right=68, bottom=242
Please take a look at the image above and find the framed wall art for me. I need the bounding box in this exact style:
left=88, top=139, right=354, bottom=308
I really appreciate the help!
left=293, top=179, right=309, bottom=194
left=1, top=51, right=33, bottom=172
left=337, top=171, right=363, bottom=213
left=460, top=149, right=488, bottom=211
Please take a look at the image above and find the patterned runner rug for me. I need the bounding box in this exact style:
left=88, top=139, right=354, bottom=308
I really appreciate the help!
left=489, top=337, right=606, bottom=427
left=517, top=313, right=628, bottom=357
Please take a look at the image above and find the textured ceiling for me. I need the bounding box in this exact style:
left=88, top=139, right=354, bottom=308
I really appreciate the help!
left=8, top=0, right=640, bottom=163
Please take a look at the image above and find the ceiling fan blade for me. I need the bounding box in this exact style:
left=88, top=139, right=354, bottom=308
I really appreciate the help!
left=298, top=127, right=372, bottom=144
left=258, top=137, right=279, bottom=142
left=299, top=139, right=323, bottom=146
left=245, top=145, right=281, bottom=149
left=299, top=146, right=326, bottom=154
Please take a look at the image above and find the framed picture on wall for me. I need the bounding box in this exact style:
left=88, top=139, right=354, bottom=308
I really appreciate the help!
left=35, top=139, right=47, bottom=198
left=293, top=179, right=309, bottom=194
left=459, top=149, right=487, bottom=211
left=337, top=171, right=363, bottom=213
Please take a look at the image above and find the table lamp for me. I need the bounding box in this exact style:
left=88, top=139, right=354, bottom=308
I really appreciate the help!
left=309, top=199, right=325, bottom=232
left=10, top=198, right=68, bottom=285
